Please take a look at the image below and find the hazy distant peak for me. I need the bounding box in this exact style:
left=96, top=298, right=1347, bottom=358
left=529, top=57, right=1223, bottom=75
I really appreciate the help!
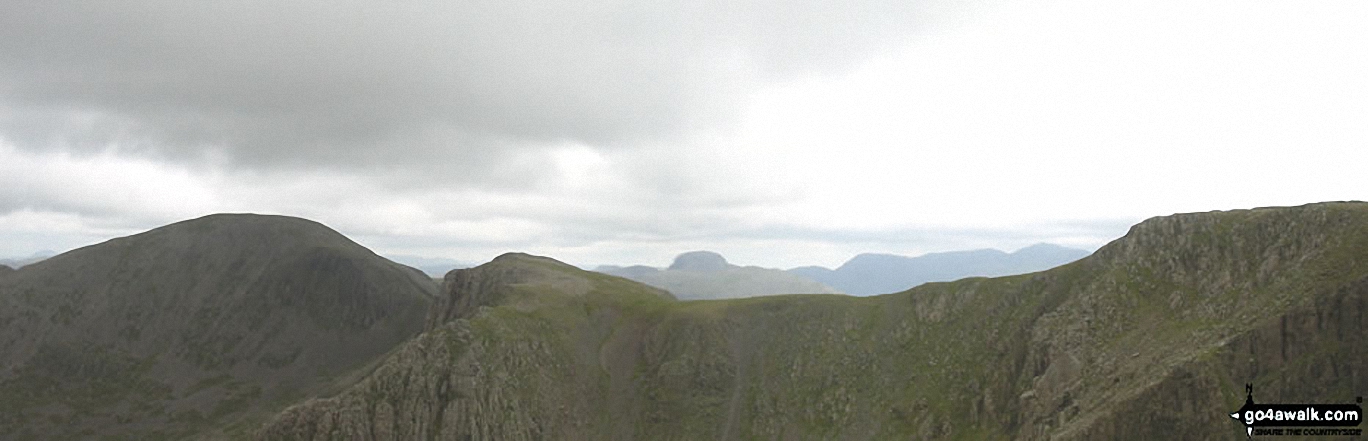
left=1015, top=242, right=1067, bottom=251
left=804, top=244, right=1091, bottom=296
left=839, top=248, right=1002, bottom=269
left=600, top=251, right=839, bottom=299
left=668, top=250, right=730, bottom=271
left=0, top=249, right=57, bottom=269
left=1012, top=243, right=1079, bottom=255
left=593, top=265, right=659, bottom=279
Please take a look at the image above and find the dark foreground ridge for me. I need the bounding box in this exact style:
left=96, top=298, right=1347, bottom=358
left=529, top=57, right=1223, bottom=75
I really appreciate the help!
left=258, top=202, right=1368, bottom=440
left=0, top=213, right=436, bottom=440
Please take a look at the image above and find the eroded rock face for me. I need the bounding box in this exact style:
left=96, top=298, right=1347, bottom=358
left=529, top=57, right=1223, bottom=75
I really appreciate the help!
left=254, top=202, right=1368, bottom=440
left=263, top=254, right=677, bottom=441
left=1014, top=203, right=1368, bottom=440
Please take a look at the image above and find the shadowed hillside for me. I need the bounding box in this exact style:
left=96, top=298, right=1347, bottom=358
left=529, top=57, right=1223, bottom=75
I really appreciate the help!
left=257, top=202, right=1368, bottom=440
left=0, top=214, right=436, bottom=440
left=597, top=251, right=841, bottom=299
left=790, top=243, right=1090, bottom=296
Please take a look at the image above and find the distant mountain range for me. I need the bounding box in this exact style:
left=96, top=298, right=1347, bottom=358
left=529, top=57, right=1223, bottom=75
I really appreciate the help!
left=0, top=250, right=54, bottom=269
left=790, top=243, right=1090, bottom=296
left=596, top=251, right=841, bottom=299
left=597, top=245, right=1089, bottom=299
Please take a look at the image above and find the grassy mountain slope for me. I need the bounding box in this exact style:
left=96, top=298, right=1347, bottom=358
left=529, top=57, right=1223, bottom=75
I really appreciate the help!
left=0, top=214, right=436, bottom=440
left=790, top=243, right=1090, bottom=296
left=257, top=202, right=1368, bottom=440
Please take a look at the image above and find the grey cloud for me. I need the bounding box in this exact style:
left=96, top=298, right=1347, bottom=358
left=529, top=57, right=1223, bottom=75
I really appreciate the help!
left=0, top=0, right=931, bottom=176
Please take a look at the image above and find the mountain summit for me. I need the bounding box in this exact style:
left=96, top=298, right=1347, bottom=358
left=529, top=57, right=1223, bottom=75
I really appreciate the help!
left=0, top=213, right=435, bottom=440
left=667, top=250, right=730, bottom=271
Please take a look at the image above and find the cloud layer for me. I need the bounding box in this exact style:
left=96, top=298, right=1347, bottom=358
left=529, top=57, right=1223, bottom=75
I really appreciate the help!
left=0, top=0, right=937, bottom=174
left=2, top=0, right=1365, bottom=268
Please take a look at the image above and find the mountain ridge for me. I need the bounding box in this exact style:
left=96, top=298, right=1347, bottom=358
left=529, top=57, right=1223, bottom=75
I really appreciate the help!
left=257, top=202, right=1368, bottom=440
left=3, top=203, right=1364, bottom=439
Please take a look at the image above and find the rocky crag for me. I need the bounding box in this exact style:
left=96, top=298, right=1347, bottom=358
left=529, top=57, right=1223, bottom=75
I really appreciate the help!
left=258, top=202, right=1368, bottom=440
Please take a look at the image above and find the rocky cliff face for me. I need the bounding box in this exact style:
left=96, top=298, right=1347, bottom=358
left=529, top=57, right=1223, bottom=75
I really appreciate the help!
left=0, top=214, right=436, bottom=440
left=259, top=253, right=678, bottom=440
left=1019, top=204, right=1368, bottom=440
left=426, top=252, right=671, bottom=327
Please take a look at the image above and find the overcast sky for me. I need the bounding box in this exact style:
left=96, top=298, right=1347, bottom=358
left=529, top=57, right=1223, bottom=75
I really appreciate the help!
left=2, top=0, right=1365, bottom=269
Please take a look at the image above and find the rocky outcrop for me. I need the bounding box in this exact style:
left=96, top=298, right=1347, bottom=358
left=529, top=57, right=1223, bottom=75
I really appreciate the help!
left=261, top=254, right=677, bottom=440
left=257, top=202, right=1368, bottom=440
left=428, top=253, right=673, bottom=328
left=1013, top=202, right=1368, bottom=440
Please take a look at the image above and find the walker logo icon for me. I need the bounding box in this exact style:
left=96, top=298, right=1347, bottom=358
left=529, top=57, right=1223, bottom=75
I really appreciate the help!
left=1229, top=384, right=1363, bottom=438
